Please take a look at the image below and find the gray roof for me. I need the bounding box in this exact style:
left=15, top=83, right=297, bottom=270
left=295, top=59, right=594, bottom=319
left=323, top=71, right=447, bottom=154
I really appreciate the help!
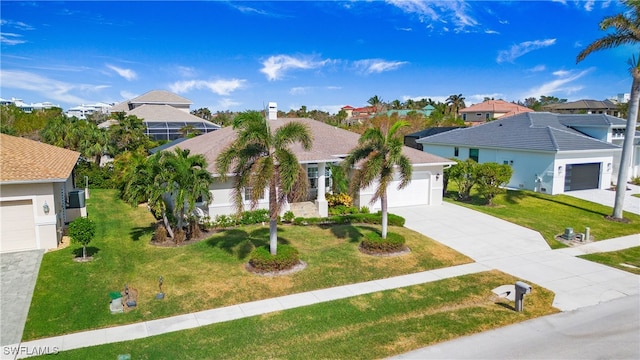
left=557, top=113, right=627, bottom=127
left=167, top=117, right=455, bottom=175
left=406, top=127, right=464, bottom=139
left=417, top=112, right=620, bottom=152
left=544, top=99, right=617, bottom=111
left=129, top=104, right=219, bottom=126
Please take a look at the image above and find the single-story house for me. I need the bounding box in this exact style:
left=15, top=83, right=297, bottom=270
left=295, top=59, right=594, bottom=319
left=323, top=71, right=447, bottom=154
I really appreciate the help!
left=404, top=127, right=465, bottom=151
left=108, top=90, right=220, bottom=141
left=166, top=107, right=455, bottom=218
left=0, top=134, right=84, bottom=253
left=459, top=99, right=533, bottom=126
left=386, top=105, right=436, bottom=118
left=543, top=99, right=621, bottom=118
left=417, top=112, right=627, bottom=195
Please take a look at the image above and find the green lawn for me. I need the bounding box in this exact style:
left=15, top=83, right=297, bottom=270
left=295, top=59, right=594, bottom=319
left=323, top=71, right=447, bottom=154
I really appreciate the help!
left=579, top=246, right=640, bottom=275
left=32, top=271, right=558, bottom=360
left=445, top=188, right=640, bottom=248
left=23, top=189, right=472, bottom=340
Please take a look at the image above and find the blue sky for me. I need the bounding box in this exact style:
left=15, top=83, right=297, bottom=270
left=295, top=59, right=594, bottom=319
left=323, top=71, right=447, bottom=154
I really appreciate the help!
left=0, top=1, right=636, bottom=114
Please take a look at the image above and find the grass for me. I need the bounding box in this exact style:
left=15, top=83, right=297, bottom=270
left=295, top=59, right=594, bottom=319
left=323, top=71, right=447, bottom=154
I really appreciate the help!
left=579, top=246, right=640, bottom=275
left=23, top=189, right=471, bottom=340
left=445, top=188, right=640, bottom=249
left=31, top=270, right=558, bottom=359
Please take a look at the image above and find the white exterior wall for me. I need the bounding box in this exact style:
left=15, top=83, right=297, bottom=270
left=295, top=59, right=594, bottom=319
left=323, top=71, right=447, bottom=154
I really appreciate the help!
left=207, top=177, right=269, bottom=217
left=0, top=182, right=61, bottom=252
left=422, top=144, right=617, bottom=195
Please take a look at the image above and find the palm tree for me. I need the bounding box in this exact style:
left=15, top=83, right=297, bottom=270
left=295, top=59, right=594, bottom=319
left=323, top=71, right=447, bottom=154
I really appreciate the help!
left=216, top=111, right=312, bottom=255
left=446, top=94, right=466, bottom=120
left=577, top=0, right=640, bottom=220
left=343, top=117, right=412, bottom=239
left=367, top=95, right=384, bottom=113
left=157, top=148, right=214, bottom=231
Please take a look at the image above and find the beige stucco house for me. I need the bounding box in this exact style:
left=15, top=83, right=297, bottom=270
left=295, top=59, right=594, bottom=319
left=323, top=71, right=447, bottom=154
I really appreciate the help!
left=0, top=134, right=82, bottom=253
left=166, top=111, right=455, bottom=218
left=460, top=99, right=533, bottom=126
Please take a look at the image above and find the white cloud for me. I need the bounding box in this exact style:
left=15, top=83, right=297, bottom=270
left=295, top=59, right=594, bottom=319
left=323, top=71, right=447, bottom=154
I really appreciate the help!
left=497, top=38, right=556, bottom=63
left=176, top=66, right=196, bottom=77
left=260, top=55, right=330, bottom=81
left=353, top=59, right=408, bottom=74
left=584, top=1, right=595, bottom=11
left=106, top=64, right=137, bottom=81
left=485, top=29, right=499, bottom=35
left=169, top=79, right=246, bottom=95
left=0, top=69, right=104, bottom=104
left=215, top=98, right=242, bottom=110
left=386, top=0, right=478, bottom=32
left=0, top=32, right=26, bottom=45
left=0, top=19, right=34, bottom=31
left=523, top=69, right=592, bottom=99
left=290, top=87, right=310, bottom=95
left=528, top=65, right=547, bottom=72
left=120, top=90, right=138, bottom=100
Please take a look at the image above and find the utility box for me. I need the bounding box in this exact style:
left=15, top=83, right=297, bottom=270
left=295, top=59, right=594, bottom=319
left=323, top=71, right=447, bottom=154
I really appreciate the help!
left=563, top=227, right=574, bottom=240
left=514, top=281, right=532, bottom=312
left=68, top=189, right=85, bottom=209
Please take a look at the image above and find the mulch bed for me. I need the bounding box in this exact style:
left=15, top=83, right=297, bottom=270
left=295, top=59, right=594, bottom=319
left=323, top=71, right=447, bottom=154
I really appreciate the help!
left=358, top=244, right=411, bottom=257
left=245, top=260, right=308, bottom=276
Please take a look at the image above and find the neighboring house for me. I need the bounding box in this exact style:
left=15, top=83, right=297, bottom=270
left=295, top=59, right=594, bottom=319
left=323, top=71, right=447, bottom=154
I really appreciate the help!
left=543, top=99, right=621, bottom=117
left=66, top=102, right=113, bottom=120
left=386, top=105, right=435, bottom=119
left=166, top=108, right=454, bottom=218
left=459, top=99, right=533, bottom=126
left=340, top=105, right=377, bottom=125
left=404, top=127, right=464, bottom=151
left=109, top=90, right=220, bottom=141
left=0, top=97, right=60, bottom=113
left=0, top=134, right=84, bottom=253
left=417, top=112, right=629, bottom=195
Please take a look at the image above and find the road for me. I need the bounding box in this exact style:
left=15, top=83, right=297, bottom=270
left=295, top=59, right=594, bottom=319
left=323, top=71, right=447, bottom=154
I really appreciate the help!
left=392, top=294, right=640, bottom=360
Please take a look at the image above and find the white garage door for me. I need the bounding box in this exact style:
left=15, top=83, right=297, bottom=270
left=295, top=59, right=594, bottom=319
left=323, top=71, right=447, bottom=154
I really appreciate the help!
left=0, top=200, right=37, bottom=252
left=387, top=171, right=429, bottom=207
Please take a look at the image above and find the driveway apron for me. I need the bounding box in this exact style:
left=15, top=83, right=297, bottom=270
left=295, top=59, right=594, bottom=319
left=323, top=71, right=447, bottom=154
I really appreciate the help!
left=0, top=250, right=44, bottom=347
left=391, top=203, right=640, bottom=311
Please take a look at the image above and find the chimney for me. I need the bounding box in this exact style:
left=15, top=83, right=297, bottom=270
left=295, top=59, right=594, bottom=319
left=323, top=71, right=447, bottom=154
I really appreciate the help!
left=268, top=102, right=277, bottom=120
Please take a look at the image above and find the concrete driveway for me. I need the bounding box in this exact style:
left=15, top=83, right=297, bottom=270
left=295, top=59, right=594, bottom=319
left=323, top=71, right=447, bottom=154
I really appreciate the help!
left=565, top=183, right=640, bottom=215
left=0, top=250, right=44, bottom=347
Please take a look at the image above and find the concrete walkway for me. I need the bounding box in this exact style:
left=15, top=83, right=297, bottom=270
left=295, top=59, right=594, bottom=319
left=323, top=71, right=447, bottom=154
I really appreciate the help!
left=566, top=183, right=640, bottom=215
left=3, top=202, right=639, bottom=358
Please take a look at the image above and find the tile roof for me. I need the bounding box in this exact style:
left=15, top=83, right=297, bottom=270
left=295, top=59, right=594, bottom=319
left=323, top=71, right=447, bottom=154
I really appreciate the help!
left=166, top=118, right=454, bottom=175
left=544, top=99, right=617, bottom=111
left=459, top=100, right=533, bottom=115
left=417, top=112, right=620, bottom=152
left=406, top=127, right=464, bottom=139
left=129, top=104, right=220, bottom=126
left=557, top=113, right=626, bottom=127
left=129, top=90, right=192, bottom=105
left=0, top=134, right=80, bottom=183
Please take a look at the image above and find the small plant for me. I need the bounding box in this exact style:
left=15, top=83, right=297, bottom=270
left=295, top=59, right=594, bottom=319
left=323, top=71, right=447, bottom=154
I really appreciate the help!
left=326, top=193, right=353, bottom=207
left=360, top=231, right=406, bottom=254
left=360, top=206, right=370, bottom=214
left=154, top=224, right=168, bottom=243
left=283, top=211, right=295, bottom=223
left=239, top=209, right=269, bottom=225
left=68, top=217, right=96, bottom=260
left=248, top=245, right=300, bottom=272
left=173, top=229, right=186, bottom=244
left=213, top=214, right=237, bottom=228
left=631, top=176, right=640, bottom=186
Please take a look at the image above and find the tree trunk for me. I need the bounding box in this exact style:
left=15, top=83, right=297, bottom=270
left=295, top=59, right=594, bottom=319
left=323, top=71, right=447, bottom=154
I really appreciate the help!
left=83, top=245, right=87, bottom=259
left=269, top=181, right=278, bottom=255
left=612, top=67, right=640, bottom=219
left=163, top=212, right=174, bottom=238
left=381, top=194, right=388, bottom=239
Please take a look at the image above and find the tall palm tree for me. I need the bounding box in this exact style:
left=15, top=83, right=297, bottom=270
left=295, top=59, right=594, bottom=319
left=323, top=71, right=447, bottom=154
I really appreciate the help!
left=216, top=111, right=312, bottom=255
left=343, top=118, right=412, bottom=239
left=446, top=94, right=466, bottom=120
left=577, top=0, right=640, bottom=220
left=367, top=95, right=384, bottom=113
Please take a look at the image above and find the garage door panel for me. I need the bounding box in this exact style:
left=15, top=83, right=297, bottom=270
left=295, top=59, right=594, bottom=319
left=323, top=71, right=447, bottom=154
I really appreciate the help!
left=1, top=200, right=37, bottom=252
left=564, top=163, right=600, bottom=191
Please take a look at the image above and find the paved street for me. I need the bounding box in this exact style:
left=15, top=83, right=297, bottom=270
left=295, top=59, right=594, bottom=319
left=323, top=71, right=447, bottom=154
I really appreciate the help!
left=392, top=294, right=640, bottom=360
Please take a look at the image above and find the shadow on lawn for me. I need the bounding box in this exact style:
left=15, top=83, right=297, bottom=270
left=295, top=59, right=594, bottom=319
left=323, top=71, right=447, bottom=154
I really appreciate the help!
left=206, top=227, right=291, bottom=259
left=72, top=246, right=100, bottom=257
left=130, top=223, right=155, bottom=241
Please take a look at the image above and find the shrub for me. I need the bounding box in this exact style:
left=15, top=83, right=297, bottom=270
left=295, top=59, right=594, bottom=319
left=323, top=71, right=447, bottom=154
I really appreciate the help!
left=213, top=214, right=237, bottom=228
left=360, top=206, right=370, bottom=214
left=173, top=229, right=186, bottom=244
left=154, top=224, right=168, bottom=243
left=360, top=231, right=406, bottom=253
left=326, top=193, right=353, bottom=207
left=248, top=245, right=300, bottom=272
left=68, top=217, right=96, bottom=259
left=328, top=205, right=359, bottom=215
left=283, top=211, right=295, bottom=223
left=239, top=209, right=269, bottom=225
left=291, top=212, right=405, bottom=227
left=631, top=176, right=640, bottom=186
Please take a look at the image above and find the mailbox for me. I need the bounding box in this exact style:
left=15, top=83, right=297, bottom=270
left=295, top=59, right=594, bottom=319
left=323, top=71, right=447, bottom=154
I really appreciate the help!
left=514, top=281, right=532, bottom=312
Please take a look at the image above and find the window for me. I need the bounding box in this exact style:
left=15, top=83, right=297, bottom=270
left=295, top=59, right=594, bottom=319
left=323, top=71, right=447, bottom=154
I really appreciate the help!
left=244, top=187, right=264, bottom=201
left=307, top=166, right=318, bottom=189
left=485, top=113, right=490, bottom=120
left=454, top=147, right=459, bottom=157
left=462, top=114, right=467, bottom=121
left=469, top=148, right=479, bottom=162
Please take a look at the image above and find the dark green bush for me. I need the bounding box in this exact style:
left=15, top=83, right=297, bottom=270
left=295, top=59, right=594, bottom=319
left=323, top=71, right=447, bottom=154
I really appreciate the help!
left=248, top=245, right=300, bottom=272
left=291, top=212, right=405, bottom=227
left=328, top=205, right=360, bottom=216
left=283, top=211, right=295, bottom=223
left=360, top=231, right=406, bottom=253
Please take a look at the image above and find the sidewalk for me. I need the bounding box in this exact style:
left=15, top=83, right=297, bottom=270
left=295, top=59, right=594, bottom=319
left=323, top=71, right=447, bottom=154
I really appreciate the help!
left=4, top=203, right=639, bottom=358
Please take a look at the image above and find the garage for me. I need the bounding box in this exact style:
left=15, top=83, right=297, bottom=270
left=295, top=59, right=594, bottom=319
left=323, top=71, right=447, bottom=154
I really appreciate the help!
left=564, top=163, right=601, bottom=191
left=0, top=200, right=37, bottom=252
left=386, top=170, right=430, bottom=207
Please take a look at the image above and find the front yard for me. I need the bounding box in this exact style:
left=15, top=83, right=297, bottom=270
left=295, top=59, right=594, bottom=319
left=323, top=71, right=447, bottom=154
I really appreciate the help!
left=24, top=189, right=472, bottom=340
left=445, top=188, right=640, bottom=248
